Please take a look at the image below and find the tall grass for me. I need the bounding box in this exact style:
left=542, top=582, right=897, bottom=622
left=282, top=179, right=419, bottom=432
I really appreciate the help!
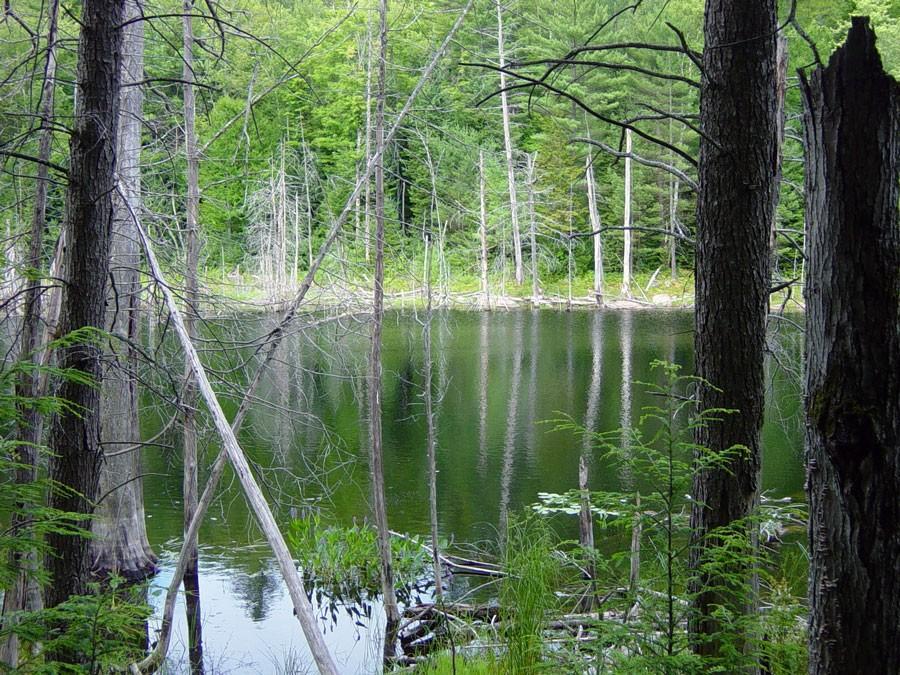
left=500, top=514, right=560, bottom=673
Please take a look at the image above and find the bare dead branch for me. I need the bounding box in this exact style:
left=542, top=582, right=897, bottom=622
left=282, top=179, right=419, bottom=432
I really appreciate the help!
left=514, top=57, right=699, bottom=88
left=575, top=137, right=698, bottom=191
left=467, top=63, right=698, bottom=168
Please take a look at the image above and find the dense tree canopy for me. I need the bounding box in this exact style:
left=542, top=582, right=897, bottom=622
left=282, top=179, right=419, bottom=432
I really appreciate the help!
left=0, top=0, right=892, bottom=299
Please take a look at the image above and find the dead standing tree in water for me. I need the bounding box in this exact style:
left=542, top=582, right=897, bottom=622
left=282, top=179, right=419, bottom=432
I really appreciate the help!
left=801, top=18, right=900, bottom=674
left=181, top=1, right=205, bottom=668
left=369, top=0, right=402, bottom=661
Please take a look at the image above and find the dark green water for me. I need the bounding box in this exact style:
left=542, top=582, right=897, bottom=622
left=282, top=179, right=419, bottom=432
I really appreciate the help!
left=141, top=309, right=804, bottom=673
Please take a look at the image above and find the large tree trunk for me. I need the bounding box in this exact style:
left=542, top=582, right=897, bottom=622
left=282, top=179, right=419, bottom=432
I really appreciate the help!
left=0, top=0, right=59, bottom=664
left=46, top=0, right=124, bottom=612
left=371, top=0, right=401, bottom=661
left=688, top=0, right=777, bottom=658
left=92, top=0, right=157, bottom=585
left=800, top=18, right=900, bottom=674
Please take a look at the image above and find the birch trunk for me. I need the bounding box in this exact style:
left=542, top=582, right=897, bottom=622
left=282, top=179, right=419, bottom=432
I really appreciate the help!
left=526, top=152, right=540, bottom=305
left=622, top=128, right=632, bottom=298
left=496, top=0, right=522, bottom=286
left=801, top=19, right=900, bottom=673
left=586, top=153, right=603, bottom=304
left=669, top=177, right=679, bottom=280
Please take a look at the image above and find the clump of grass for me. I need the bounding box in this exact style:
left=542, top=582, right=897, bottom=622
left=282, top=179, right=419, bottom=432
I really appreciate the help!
left=287, top=513, right=430, bottom=621
left=415, top=651, right=500, bottom=674
left=500, top=513, right=561, bottom=673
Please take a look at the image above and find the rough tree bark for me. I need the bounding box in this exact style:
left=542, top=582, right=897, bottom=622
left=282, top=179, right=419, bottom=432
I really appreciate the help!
left=92, top=0, right=158, bottom=583
left=46, top=0, right=124, bottom=611
left=800, top=17, right=900, bottom=674
left=688, top=0, right=777, bottom=658
left=371, top=0, right=401, bottom=661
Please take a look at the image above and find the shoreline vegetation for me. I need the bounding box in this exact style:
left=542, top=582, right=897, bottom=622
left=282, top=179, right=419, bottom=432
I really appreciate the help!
left=193, top=270, right=805, bottom=313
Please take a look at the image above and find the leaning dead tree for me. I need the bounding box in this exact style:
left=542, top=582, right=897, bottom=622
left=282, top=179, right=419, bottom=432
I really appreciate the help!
left=129, top=3, right=474, bottom=671
left=130, top=221, right=341, bottom=675
left=801, top=18, right=900, bottom=674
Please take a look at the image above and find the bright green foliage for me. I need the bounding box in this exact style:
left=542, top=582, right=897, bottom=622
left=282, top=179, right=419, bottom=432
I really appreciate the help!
left=538, top=362, right=807, bottom=674
left=287, top=512, right=430, bottom=614
left=0, top=347, right=151, bottom=672
left=0, top=0, right=890, bottom=298
left=9, top=579, right=151, bottom=674
left=417, top=651, right=501, bottom=675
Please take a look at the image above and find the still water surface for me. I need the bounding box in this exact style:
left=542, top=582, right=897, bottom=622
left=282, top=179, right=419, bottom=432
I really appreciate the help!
left=142, top=309, right=804, bottom=673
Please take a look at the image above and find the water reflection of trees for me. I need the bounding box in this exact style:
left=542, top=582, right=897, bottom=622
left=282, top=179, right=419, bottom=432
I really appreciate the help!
left=477, top=312, right=490, bottom=472
left=499, top=312, right=525, bottom=543
left=619, top=311, right=634, bottom=489
left=231, top=564, right=282, bottom=622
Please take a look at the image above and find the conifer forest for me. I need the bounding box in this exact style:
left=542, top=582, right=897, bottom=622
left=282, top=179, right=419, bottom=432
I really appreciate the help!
left=0, top=0, right=897, bottom=672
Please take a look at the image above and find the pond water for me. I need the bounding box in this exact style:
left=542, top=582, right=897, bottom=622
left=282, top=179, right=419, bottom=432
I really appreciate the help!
left=140, top=309, right=804, bottom=673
